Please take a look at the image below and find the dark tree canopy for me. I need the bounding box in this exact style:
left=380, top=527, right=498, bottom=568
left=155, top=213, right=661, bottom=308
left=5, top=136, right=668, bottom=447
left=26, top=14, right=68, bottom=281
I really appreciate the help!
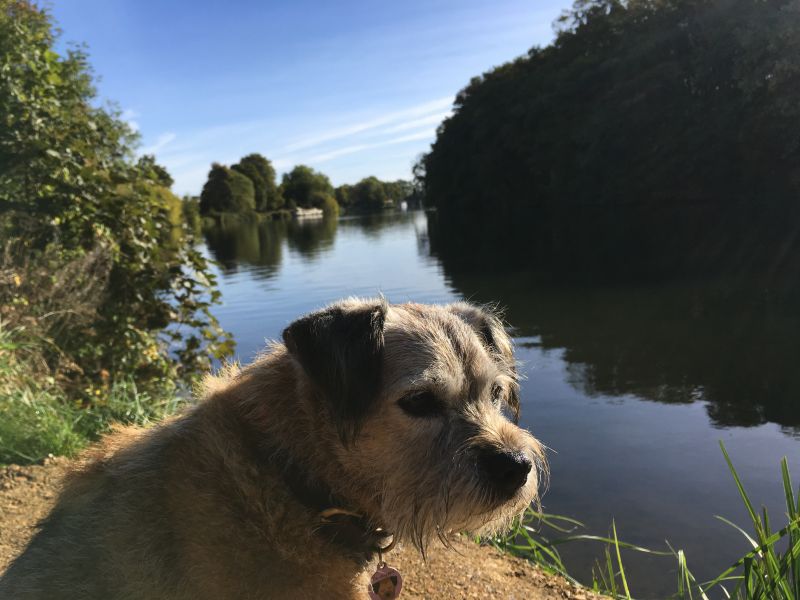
left=336, top=177, right=414, bottom=211
left=280, top=165, right=334, bottom=209
left=422, top=0, right=800, bottom=277
left=199, top=163, right=256, bottom=214
left=232, top=153, right=282, bottom=211
left=350, top=176, right=387, bottom=210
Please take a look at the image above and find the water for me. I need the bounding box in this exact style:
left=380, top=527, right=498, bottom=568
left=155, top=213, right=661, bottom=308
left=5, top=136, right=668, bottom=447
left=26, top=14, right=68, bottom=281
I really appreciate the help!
left=202, top=210, right=799, bottom=598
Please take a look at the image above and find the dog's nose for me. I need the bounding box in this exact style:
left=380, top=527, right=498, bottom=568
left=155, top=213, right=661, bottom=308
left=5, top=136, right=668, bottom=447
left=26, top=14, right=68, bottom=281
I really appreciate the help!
left=478, top=449, right=531, bottom=498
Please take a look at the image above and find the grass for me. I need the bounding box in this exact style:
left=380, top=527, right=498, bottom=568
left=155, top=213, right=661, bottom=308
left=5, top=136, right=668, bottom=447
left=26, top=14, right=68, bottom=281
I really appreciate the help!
left=487, top=442, right=800, bottom=599
left=0, top=324, right=186, bottom=464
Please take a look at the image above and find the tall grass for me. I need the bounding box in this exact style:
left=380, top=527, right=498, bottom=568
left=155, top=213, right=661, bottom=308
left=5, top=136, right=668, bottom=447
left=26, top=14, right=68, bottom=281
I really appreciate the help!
left=0, top=323, right=186, bottom=464
left=488, top=442, right=799, bottom=599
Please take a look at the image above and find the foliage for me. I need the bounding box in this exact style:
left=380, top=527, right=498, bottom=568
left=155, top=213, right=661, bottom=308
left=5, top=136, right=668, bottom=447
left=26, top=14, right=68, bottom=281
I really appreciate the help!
left=199, top=162, right=256, bottom=214
left=232, top=153, right=283, bottom=211
left=314, top=191, right=339, bottom=216
left=422, top=0, right=800, bottom=276
left=0, top=324, right=185, bottom=464
left=137, top=154, right=174, bottom=188
left=351, top=176, right=387, bottom=209
left=0, top=1, right=231, bottom=414
left=337, top=177, right=415, bottom=211
left=488, top=443, right=799, bottom=599
left=280, top=165, right=334, bottom=209
left=335, top=183, right=353, bottom=207
left=181, top=195, right=202, bottom=236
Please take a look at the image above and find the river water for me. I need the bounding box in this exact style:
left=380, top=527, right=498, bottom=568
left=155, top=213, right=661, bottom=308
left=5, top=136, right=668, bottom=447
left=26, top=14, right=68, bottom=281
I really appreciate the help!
left=202, top=210, right=799, bottom=598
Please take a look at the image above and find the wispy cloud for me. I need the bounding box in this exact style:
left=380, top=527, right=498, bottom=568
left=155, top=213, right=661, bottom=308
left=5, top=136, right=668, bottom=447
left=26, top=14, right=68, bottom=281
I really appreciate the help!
left=304, top=127, right=437, bottom=164
left=153, top=97, right=452, bottom=194
left=141, top=132, right=177, bottom=155
left=283, top=96, right=452, bottom=152
left=376, top=111, right=451, bottom=135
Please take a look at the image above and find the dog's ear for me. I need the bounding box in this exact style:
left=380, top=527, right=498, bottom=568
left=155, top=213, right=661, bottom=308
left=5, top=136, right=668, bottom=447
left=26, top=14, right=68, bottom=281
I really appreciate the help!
left=447, top=302, right=520, bottom=420
left=283, top=300, right=387, bottom=438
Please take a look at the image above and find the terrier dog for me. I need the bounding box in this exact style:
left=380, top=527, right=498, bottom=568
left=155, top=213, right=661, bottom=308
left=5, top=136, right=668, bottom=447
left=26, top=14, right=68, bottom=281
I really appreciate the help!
left=0, top=299, right=546, bottom=599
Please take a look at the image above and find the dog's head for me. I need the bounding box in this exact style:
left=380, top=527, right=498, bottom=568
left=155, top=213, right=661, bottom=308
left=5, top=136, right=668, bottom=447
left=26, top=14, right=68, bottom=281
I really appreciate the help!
left=282, top=298, right=546, bottom=550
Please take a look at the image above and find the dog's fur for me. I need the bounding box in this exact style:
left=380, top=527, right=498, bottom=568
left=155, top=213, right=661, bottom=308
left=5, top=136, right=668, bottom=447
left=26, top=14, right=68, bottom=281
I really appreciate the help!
left=0, top=299, right=546, bottom=599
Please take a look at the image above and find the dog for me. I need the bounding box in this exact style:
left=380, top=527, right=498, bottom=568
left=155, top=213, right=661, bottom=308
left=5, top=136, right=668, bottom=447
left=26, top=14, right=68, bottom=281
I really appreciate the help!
left=0, top=298, right=546, bottom=599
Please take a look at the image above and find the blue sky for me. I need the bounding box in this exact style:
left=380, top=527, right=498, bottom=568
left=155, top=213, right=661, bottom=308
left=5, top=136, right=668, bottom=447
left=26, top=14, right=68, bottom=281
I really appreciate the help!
left=50, top=0, right=573, bottom=195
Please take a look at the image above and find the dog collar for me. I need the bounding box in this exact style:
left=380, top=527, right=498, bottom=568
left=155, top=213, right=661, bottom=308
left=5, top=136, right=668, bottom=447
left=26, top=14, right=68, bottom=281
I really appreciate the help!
left=248, top=435, right=394, bottom=565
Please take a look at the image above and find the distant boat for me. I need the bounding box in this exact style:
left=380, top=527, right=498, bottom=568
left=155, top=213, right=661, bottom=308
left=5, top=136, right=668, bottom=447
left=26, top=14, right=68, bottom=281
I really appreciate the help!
left=292, top=207, right=324, bottom=220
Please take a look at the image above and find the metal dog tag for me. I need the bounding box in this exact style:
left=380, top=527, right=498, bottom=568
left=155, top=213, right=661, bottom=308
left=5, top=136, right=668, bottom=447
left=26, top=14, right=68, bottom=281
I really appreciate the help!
left=368, top=562, right=403, bottom=599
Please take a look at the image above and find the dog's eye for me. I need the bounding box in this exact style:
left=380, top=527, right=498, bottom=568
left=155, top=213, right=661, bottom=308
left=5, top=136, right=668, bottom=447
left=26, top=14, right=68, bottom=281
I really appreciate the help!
left=398, top=391, right=445, bottom=418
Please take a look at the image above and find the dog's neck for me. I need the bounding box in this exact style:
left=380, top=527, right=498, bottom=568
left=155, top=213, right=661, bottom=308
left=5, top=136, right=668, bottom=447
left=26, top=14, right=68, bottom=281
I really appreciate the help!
left=239, top=419, right=392, bottom=566
left=269, top=442, right=392, bottom=563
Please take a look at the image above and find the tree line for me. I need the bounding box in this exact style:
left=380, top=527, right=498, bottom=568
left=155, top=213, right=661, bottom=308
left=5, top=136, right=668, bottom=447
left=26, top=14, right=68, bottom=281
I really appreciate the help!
left=419, top=0, right=800, bottom=278
left=199, top=157, right=417, bottom=217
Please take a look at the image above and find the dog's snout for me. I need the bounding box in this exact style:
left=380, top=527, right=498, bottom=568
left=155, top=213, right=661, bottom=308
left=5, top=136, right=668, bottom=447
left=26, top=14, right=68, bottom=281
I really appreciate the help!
left=478, top=449, right=531, bottom=497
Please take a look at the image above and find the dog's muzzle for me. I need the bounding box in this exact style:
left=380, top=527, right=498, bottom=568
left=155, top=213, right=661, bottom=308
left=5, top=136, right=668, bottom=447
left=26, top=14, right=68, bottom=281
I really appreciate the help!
left=477, top=448, right=532, bottom=500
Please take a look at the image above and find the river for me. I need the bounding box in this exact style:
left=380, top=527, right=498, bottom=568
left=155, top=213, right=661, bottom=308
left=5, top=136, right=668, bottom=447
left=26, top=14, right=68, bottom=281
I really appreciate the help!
left=202, top=210, right=800, bottom=598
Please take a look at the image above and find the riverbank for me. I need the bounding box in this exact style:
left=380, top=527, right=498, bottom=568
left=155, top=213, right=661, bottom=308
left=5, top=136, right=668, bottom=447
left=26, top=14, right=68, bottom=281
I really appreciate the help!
left=0, top=458, right=601, bottom=600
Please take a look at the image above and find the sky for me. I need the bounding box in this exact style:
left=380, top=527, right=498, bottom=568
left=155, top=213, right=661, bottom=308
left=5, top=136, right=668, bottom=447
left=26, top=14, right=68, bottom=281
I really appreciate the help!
left=50, top=0, right=573, bottom=195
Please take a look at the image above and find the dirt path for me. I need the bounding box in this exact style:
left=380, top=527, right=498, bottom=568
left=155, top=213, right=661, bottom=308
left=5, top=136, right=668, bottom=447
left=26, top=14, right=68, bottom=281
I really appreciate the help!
left=0, top=460, right=600, bottom=599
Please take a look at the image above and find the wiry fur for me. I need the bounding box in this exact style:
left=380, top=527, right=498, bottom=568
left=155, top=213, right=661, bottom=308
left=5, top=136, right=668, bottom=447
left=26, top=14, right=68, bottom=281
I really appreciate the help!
left=0, top=299, right=546, bottom=599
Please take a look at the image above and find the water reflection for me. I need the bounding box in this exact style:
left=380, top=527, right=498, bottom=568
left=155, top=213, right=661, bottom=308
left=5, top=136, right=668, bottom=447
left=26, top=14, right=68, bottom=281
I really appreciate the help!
left=424, top=212, right=800, bottom=432
left=203, top=215, right=339, bottom=274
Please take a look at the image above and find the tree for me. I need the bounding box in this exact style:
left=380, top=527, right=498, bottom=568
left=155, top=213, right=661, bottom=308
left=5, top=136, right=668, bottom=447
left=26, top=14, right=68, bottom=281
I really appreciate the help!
left=0, top=0, right=230, bottom=393
left=199, top=163, right=255, bottom=214
left=422, top=0, right=800, bottom=276
left=280, top=165, right=334, bottom=208
left=382, top=180, right=414, bottom=204
left=231, top=153, right=282, bottom=211
left=335, top=184, right=353, bottom=208
left=351, top=176, right=388, bottom=209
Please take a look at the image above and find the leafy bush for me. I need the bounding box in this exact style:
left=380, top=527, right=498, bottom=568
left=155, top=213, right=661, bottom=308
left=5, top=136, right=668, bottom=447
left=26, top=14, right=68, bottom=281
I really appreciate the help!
left=0, top=1, right=232, bottom=434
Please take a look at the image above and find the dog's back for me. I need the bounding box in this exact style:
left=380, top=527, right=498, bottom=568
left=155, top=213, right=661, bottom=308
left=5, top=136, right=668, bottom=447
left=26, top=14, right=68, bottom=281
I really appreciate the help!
left=0, top=425, right=189, bottom=599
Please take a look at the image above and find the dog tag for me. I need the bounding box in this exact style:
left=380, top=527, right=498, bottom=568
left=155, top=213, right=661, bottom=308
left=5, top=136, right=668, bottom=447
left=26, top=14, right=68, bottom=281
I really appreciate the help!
left=368, top=562, right=403, bottom=599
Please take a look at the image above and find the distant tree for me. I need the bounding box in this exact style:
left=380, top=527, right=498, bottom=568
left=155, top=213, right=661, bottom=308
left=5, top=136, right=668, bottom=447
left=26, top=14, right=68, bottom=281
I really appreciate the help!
left=280, top=165, right=334, bottom=209
left=199, top=163, right=255, bottom=214
left=383, top=179, right=414, bottom=204
left=335, top=183, right=353, bottom=208
left=232, top=153, right=282, bottom=211
left=351, top=176, right=388, bottom=210
left=310, top=190, right=339, bottom=215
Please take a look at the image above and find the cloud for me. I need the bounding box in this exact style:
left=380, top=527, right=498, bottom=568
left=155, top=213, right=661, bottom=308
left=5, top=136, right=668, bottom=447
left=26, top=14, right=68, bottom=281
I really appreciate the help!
left=283, top=96, right=452, bottom=152
left=141, top=132, right=177, bottom=155
left=376, top=110, right=451, bottom=135
left=303, top=126, right=437, bottom=164
left=157, top=96, right=452, bottom=194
